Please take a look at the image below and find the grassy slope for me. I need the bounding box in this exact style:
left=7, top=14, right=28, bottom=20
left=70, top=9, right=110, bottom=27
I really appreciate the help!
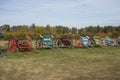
left=0, top=47, right=120, bottom=80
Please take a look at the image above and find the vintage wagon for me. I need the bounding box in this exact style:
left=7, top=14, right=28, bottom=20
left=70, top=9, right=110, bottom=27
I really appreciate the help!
left=8, top=35, right=33, bottom=53
left=57, top=35, right=72, bottom=47
left=80, top=36, right=92, bottom=48
left=35, top=35, right=55, bottom=49
left=93, top=36, right=103, bottom=47
left=105, top=37, right=115, bottom=46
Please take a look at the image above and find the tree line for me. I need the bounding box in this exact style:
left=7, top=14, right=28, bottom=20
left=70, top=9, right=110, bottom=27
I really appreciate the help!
left=0, top=24, right=120, bottom=40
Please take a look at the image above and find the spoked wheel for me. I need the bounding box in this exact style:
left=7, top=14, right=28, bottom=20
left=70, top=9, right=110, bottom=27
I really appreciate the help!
left=35, top=39, right=42, bottom=49
left=63, top=40, right=72, bottom=47
left=8, top=39, right=17, bottom=53
left=17, top=39, right=32, bottom=52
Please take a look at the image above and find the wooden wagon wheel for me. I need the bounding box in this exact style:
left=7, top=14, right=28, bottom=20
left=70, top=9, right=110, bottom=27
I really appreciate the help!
left=35, top=39, right=43, bottom=49
left=56, top=39, right=62, bottom=47
left=63, top=39, right=72, bottom=47
left=69, top=39, right=73, bottom=47
left=8, top=39, right=17, bottom=53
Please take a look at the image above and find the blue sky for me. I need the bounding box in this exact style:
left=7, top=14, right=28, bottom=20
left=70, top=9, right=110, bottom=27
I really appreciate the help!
left=0, top=0, right=120, bottom=28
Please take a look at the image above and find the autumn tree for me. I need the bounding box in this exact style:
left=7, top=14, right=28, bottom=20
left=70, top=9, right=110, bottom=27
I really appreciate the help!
left=71, top=27, right=77, bottom=34
left=34, top=27, right=43, bottom=39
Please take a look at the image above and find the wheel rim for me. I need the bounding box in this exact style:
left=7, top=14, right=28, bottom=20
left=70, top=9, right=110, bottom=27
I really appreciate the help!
left=8, top=39, right=17, bottom=53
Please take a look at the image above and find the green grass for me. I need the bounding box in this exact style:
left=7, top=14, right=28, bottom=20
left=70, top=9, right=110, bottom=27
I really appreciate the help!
left=0, top=47, right=120, bottom=80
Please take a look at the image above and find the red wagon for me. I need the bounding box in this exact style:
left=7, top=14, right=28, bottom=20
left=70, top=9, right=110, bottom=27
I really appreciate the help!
left=57, top=34, right=72, bottom=47
left=8, top=36, right=33, bottom=53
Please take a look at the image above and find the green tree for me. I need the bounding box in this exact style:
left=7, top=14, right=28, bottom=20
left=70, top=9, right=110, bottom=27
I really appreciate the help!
left=1, top=24, right=10, bottom=32
left=71, top=27, right=77, bottom=34
left=35, top=27, right=43, bottom=39
left=62, top=27, right=69, bottom=34
left=55, top=25, right=64, bottom=34
left=44, top=24, right=51, bottom=34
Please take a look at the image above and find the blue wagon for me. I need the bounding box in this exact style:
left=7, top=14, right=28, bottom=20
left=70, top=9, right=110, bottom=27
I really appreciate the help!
left=105, top=37, right=115, bottom=46
left=80, top=36, right=92, bottom=47
left=35, top=35, right=55, bottom=49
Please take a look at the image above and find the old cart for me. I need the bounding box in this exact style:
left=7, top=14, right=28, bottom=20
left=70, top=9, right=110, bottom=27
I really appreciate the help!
left=93, top=36, right=103, bottom=47
left=80, top=36, right=92, bottom=48
left=8, top=35, right=33, bottom=53
left=105, top=37, right=115, bottom=46
left=35, top=35, right=55, bottom=49
left=57, top=35, right=72, bottom=47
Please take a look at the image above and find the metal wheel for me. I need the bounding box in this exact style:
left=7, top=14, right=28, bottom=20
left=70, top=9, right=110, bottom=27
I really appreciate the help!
left=8, top=39, right=17, bottom=53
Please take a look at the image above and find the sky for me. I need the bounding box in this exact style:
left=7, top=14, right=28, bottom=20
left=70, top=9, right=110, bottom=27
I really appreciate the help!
left=0, top=0, right=120, bottom=28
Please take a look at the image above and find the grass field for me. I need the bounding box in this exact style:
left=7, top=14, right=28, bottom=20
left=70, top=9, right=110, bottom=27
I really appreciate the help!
left=0, top=47, right=120, bottom=80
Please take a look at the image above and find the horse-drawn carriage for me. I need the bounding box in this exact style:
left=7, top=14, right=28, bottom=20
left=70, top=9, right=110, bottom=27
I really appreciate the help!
left=57, top=35, right=72, bottom=47
left=80, top=36, right=92, bottom=48
left=93, top=36, right=103, bottom=47
left=105, top=37, right=115, bottom=46
left=35, top=35, right=55, bottom=49
left=8, top=35, right=33, bottom=53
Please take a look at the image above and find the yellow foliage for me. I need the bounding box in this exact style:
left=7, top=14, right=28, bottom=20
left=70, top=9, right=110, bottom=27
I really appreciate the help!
left=35, top=27, right=43, bottom=35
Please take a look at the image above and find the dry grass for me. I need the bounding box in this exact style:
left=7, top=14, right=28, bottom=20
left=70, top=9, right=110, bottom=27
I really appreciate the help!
left=0, top=40, right=8, bottom=47
left=0, top=45, right=120, bottom=80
